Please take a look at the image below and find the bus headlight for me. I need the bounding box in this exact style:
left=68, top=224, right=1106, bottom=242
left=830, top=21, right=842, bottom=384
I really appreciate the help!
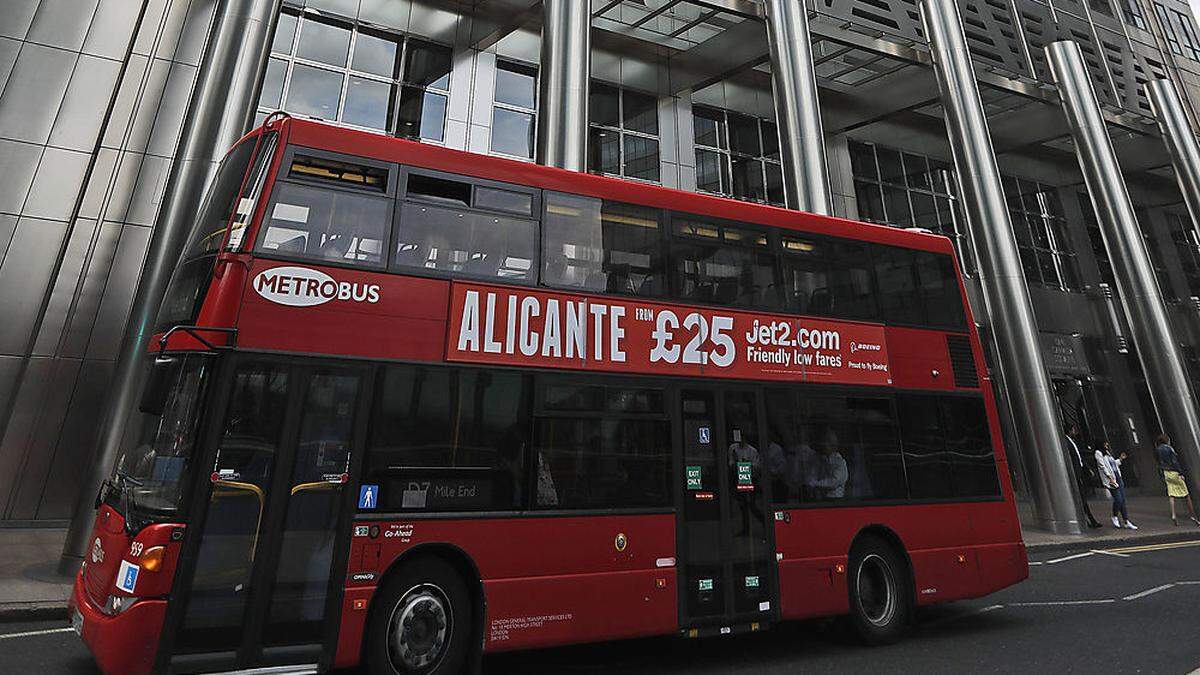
left=104, top=594, right=140, bottom=615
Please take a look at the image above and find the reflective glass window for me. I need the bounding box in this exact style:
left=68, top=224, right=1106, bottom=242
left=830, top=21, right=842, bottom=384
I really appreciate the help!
left=394, top=202, right=538, bottom=281
left=491, top=61, right=538, bottom=159
left=692, top=106, right=784, bottom=206
left=588, top=83, right=660, bottom=182
left=779, top=236, right=877, bottom=320
left=941, top=397, right=1000, bottom=497
left=873, top=246, right=923, bottom=325
left=296, top=19, right=350, bottom=67
left=542, top=192, right=666, bottom=297
left=914, top=252, right=966, bottom=328
left=672, top=216, right=778, bottom=308
left=365, top=366, right=530, bottom=511
left=494, top=61, right=537, bottom=109
left=897, top=395, right=953, bottom=499
left=285, top=63, right=344, bottom=119
left=533, top=381, right=670, bottom=510
left=259, top=182, right=392, bottom=266
left=352, top=32, right=398, bottom=77
left=491, top=107, right=535, bottom=158
left=765, top=391, right=905, bottom=504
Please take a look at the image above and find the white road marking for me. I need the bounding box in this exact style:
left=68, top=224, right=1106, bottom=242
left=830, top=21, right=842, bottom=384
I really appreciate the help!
left=1045, top=551, right=1094, bottom=564
left=1123, top=583, right=1176, bottom=601
left=1027, top=561, right=1044, bottom=566
left=1009, top=599, right=1117, bottom=607
left=0, top=627, right=73, bottom=640
left=1176, top=581, right=1200, bottom=586
left=1091, top=549, right=1130, bottom=558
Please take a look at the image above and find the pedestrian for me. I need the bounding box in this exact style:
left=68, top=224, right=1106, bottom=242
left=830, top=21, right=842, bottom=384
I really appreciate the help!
left=1065, top=425, right=1102, bottom=528
left=1095, top=441, right=1137, bottom=530
left=1154, top=433, right=1200, bottom=526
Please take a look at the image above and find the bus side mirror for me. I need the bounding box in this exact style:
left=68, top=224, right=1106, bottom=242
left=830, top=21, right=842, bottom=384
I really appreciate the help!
left=139, top=358, right=178, bottom=415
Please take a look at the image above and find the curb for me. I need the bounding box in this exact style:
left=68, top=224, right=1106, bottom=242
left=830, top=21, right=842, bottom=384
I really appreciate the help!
left=0, top=602, right=68, bottom=624
left=1025, top=529, right=1200, bottom=555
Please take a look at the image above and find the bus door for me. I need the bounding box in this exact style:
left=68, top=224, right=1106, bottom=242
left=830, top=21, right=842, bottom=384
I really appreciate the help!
left=676, top=387, right=778, bottom=633
left=160, top=359, right=369, bottom=673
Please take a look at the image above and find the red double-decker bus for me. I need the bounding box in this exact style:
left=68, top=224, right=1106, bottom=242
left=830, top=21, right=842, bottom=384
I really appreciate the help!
left=70, top=116, right=1026, bottom=675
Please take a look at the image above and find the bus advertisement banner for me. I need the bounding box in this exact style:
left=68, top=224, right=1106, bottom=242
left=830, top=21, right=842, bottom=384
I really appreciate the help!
left=446, top=282, right=891, bottom=386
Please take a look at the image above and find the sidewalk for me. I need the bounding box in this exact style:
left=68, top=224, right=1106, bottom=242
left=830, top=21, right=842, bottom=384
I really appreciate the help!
left=0, top=528, right=72, bottom=621
left=1018, top=493, right=1200, bottom=552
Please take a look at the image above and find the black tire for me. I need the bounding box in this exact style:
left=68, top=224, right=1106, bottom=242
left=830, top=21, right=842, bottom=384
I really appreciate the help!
left=847, top=535, right=911, bottom=645
left=367, top=557, right=473, bottom=675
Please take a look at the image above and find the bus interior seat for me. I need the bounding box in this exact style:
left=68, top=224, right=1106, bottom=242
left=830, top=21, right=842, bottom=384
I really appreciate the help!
left=714, top=278, right=739, bottom=304
left=809, top=287, right=833, bottom=315
left=319, top=234, right=354, bottom=260
left=276, top=235, right=307, bottom=253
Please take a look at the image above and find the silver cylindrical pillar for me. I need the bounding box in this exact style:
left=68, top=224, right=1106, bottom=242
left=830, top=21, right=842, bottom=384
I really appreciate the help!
left=1049, top=41, right=1200, bottom=494
left=921, top=0, right=1083, bottom=533
left=61, top=0, right=283, bottom=571
left=764, top=0, right=832, bottom=214
left=536, top=0, right=590, bottom=171
left=1147, top=79, right=1200, bottom=243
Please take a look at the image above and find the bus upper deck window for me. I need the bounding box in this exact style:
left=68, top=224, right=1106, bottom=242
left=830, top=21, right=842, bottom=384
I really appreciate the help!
left=406, top=173, right=471, bottom=207
left=475, top=186, right=533, bottom=216
left=290, top=155, right=387, bottom=191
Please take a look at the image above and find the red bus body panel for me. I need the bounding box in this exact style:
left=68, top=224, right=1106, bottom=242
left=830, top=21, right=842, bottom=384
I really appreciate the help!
left=70, top=505, right=184, bottom=675
left=334, top=514, right=677, bottom=666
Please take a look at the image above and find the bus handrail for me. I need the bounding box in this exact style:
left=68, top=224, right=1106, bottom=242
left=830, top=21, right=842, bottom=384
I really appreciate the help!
left=290, top=481, right=342, bottom=496
left=212, top=479, right=264, bottom=563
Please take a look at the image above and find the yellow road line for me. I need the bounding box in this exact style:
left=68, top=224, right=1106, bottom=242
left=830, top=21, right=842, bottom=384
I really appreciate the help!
left=1104, top=539, right=1200, bottom=555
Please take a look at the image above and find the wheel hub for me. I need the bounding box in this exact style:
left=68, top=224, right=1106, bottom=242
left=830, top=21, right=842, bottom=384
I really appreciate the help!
left=388, top=585, right=452, bottom=672
left=856, top=553, right=897, bottom=627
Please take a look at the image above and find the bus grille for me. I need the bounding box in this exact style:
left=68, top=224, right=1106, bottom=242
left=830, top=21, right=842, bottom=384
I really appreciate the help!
left=946, top=334, right=979, bottom=388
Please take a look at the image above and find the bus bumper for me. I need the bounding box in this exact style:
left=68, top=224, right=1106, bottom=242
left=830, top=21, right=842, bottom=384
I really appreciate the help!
left=71, top=571, right=166, bottom=675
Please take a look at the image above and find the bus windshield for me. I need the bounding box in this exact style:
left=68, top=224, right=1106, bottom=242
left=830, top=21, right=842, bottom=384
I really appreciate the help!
left=157, top=132, right=277, bottom=331
left=111, top=354, right=211, bottom=521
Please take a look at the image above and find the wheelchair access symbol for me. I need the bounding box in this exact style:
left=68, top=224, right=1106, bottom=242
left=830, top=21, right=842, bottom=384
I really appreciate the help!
left=358, top=484, right=378, bottom=510
left=698, top=427, right=711, bottom=444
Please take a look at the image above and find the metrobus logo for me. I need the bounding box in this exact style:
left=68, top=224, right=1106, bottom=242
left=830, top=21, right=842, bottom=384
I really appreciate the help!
left=253, top=266, right=380, bottom=307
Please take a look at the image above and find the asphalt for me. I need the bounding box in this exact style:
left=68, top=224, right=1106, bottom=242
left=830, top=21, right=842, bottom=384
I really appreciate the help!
left=5, top=539, right=1200, bottom=674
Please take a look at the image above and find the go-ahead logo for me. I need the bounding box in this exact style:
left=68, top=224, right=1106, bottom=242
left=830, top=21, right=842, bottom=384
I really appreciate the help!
left=253, top=266, right=380, bottom=307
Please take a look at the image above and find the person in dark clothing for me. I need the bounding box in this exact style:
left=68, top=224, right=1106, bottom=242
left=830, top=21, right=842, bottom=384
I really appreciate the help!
left=1065, top=425, right=1102, bottom=528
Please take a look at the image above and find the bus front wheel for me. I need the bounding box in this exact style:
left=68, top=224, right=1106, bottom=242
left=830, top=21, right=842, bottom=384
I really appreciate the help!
left=847, top=535, right=911, bottom=645
left=368, top=558, right=473, bottom=675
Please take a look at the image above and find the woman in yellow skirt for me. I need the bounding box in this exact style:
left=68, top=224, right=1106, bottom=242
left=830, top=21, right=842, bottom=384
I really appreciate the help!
left=1155, top=434, right=1200, bottom=526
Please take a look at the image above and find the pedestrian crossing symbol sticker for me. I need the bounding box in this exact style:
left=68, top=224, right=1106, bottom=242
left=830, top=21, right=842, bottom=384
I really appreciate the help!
left=358, top=484, right=378, bottom=510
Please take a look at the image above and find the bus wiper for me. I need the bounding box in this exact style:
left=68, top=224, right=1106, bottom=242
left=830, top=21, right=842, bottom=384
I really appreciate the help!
left=112, top=469, right=144, bottom=526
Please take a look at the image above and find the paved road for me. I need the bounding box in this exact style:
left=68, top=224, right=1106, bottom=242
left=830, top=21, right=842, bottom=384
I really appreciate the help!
left=6, top=540, right=1200, bottom=674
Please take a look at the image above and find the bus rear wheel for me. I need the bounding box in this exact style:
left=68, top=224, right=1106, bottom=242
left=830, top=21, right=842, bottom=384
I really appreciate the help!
left=368, top=558, right=472, bottom=675
left=847, top=535, right=911, bottom=645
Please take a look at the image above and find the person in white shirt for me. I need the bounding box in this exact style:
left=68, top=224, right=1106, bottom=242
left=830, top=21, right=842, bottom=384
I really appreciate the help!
left=1095, top=441, right=1136, bottom=530
left=806, top=428, right=849, bottom=500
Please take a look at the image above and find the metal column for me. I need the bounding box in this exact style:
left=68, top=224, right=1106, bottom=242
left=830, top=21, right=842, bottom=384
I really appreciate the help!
left=1147, top=79, right=1200, bottom=244
left=536, top=0, right=590, bottom=171
left=920, top=0, right=1083, bottom=533
left=60, top=0, right=283, bottom=572
left=764, top=0, right=832, bottom=215
left=1049, top=42, right=1200, bottom=491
